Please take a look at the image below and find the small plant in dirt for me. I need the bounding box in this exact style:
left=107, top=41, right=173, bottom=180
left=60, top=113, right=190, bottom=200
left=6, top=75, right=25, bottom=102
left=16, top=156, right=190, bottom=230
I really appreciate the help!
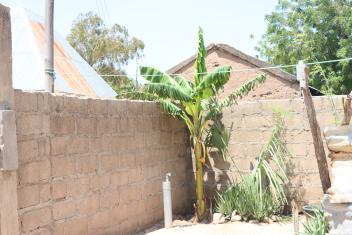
left=137, top=27, right=266, bottom=221
left=303, top=207, right=329, bottom=235
left=215, top=109, right=289, bottom=222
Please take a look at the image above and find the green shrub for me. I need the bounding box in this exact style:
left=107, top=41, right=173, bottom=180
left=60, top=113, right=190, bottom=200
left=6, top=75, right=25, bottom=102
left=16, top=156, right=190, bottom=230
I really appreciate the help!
left=303, top=208, right=329, bottom=235
left=216, top=178, right=280, bottom=221
left=215, top=109, right=288, bottom=221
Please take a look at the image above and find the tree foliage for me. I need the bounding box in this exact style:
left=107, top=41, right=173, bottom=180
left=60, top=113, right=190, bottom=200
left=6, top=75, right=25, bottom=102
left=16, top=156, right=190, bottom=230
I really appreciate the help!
left=67, top=12, right=144, bottom=94
left=257, top=0, right=352, bottom=94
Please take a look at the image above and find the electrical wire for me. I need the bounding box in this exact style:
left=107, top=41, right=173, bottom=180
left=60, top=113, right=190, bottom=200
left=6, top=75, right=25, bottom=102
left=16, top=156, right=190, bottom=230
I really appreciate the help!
left=13, top=52, right=352, bottom=78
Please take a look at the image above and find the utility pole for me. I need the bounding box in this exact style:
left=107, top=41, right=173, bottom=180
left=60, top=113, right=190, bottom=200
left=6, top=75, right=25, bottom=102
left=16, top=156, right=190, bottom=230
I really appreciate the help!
left=44, top=0, right=54, bottom=92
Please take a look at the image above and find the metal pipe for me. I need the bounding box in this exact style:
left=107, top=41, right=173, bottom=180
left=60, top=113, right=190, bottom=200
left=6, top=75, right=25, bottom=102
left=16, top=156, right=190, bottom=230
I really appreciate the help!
left=163, top=173, right=172, bottom=228
left=44, top=0, right=54, bottom=92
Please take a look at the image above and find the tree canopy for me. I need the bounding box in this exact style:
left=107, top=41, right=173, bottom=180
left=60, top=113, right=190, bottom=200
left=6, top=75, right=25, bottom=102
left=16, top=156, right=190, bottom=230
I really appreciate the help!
left=67, top=12, right=144, bottom=93
left=257, top=0, right=352, bottom=94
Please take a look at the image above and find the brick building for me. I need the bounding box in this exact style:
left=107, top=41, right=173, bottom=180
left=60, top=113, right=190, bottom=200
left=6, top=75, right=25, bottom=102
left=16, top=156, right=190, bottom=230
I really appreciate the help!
left=167, top=43, right=301, bottom=100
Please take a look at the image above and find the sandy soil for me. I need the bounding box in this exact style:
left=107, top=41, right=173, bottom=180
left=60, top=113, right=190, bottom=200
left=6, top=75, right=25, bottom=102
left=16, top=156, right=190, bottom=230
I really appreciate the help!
left=141, top=220, right=304, bottom=235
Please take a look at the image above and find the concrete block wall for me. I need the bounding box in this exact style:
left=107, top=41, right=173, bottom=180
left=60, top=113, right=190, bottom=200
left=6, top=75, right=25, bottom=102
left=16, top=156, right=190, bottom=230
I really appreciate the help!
left=14, top=90, right=192, bottom=235
left=205, top=96, right=344, bottom=206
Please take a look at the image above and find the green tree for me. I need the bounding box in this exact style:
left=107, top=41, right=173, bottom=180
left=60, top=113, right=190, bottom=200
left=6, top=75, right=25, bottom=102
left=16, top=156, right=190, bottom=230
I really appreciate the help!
left=139, top=28, right=266, bottom=220
left=67, top=12, right=144, bottom=93
left=257, top=0, right=352, bottom=94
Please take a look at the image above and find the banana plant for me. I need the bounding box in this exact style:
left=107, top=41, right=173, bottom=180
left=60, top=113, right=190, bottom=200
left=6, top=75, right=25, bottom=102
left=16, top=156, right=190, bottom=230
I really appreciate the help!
left=139, top=28, right=266, bottom=220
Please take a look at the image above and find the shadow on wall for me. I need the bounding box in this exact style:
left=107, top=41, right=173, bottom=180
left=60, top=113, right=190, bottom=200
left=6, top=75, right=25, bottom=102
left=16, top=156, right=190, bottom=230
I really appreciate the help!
left=284, top=158, right=305, bottom=213
left=204, top=151, right=232, bottom=203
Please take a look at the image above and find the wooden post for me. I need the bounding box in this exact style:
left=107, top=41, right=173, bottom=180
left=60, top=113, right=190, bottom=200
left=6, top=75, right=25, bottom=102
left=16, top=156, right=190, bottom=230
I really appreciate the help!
left=292, top=200, right=299, bottom=235
left=297, top=60, right=331, bottom=193
left=44, top=0, right=54, bottom=92
left=341, top=91, right=352, bottom=125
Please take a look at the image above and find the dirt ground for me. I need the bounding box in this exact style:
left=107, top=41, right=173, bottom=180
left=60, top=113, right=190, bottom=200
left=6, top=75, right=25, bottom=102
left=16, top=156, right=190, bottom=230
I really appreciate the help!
left=139, top=219, right=304, bottom=235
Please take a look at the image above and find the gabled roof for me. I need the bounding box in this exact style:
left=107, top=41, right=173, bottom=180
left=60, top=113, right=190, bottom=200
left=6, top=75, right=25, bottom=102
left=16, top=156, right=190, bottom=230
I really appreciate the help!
left=10, top=7, right=117, bottom=97
left=167, top=43, right=297, bottom=84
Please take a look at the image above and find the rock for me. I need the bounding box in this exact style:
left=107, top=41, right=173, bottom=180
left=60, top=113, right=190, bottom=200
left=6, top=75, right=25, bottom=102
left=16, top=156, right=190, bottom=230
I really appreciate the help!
left=231, top=211, right=241, bottom=222
left=263, top=217, right=273, bottom=224
left=212, top=213, right=225, bottom=224
left=172, top=219, right=192, bottom=227
left=271, top=215, right=281, bottom=222
left=249, top=220, right=259, bottom=224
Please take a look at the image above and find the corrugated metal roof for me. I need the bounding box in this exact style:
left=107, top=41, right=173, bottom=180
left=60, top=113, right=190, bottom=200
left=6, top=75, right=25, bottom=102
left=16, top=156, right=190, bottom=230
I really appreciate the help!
left=11, top=7, right=117, bottom=98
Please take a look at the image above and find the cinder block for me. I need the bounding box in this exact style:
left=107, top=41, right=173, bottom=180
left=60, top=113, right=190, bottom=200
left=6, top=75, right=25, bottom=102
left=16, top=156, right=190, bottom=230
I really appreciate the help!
left=50, top=94, right=65, bottom=113
left=143, top=164, right=161, bottom=180
left=67, top=177, right=89, bottom=198
left=78, top=194, right=99, bottom=215
left=22, top=206, right=51, bottom=232
left=64, top=96, right=87, bottom=114
left=18, top=139, right=38, bottom=164
left=76, top=155, right=99, bottom=174
left=286, top=143, right=308, bottom=156
left=108, top=99, right=127, bottom=116
left=67, top=136, right=89, bottom=154
left=52, top=156, right=75, bottom=177
left=51, top=136, right=69, bottom=155
left=40, top=183, right=51, bottom=203
left=97, top=117, right=116, bottom=136
left=50, top=115, right=75, bottom=135
left=39, top=159, right=51, bottom=181
left=100, top=154, right=119, bottom=172
left=118, top=117, right=136, bottom=133
left=37, top=137, right=51, bottom=157
left=100, top=190, right=120, bottom=209
left=127, top=101, right=143, bottom=116
left=87, top=98, right=108, bottom=115
left=63, top=216, right=88, bottom=235
left=53, top=200, right=76, bottom=220
left=16, top=161, right=36, bottom=185
left=76, top=117, right=96, bottom=136
left=14, top=91, right=37, bottom=112
left=89, top=136, right=111, bottom=154
left=120, top=183, right=143, bottom=204
left=52, top=180, right=67, bottom=200
left=90, top=174, right=110, bottom=191
left=137, top=116, right=153, bottom=133
left=111, top=170, right=129, bottom=187
left=37, top=92, right=50, bottom=113
left=17, top=185, right=40, bottom=209
left=16, top=113, right=50, bottom=135
left=128, top=167, right=143, bottom=184
left=119, top=151, right=136, bottom=169
left=143, top=102, right=159, bottom=116
left=88, top=210, right=111, bottom=232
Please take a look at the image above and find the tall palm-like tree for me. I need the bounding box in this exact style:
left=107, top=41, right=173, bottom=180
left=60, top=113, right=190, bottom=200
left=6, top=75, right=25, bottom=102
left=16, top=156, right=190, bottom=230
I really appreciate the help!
left=139, top=28, right=266, bottom=220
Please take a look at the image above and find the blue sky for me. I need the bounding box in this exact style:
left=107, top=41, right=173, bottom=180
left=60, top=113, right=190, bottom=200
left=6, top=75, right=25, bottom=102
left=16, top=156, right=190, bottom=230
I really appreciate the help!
left=1, top=0, right=279, bottom=75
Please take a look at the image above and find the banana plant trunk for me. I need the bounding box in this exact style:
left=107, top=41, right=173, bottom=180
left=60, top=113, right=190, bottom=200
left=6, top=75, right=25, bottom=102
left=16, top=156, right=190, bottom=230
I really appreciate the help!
left=194, top=137, right=206, bottom=220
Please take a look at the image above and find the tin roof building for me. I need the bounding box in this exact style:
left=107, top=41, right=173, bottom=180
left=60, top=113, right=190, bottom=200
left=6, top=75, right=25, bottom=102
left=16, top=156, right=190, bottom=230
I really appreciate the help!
left=11, top=7, right=117, bottom=97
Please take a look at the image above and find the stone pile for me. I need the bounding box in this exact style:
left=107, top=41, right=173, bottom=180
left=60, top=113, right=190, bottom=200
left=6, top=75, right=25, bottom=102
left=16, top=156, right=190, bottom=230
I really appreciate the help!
left=323, top=125, right=352, bottom=234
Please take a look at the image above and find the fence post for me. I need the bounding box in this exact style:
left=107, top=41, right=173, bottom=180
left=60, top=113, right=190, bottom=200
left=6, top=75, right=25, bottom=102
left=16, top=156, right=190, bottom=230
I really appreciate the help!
left=0, top=4, right=20, bottom=235
left=297, top=60, right=331, bottom=193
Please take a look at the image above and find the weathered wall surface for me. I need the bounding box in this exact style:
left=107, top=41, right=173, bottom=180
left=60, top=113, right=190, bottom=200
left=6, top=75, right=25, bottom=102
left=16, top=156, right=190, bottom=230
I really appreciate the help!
left=176, top=49, right=300, bottom=100
left=14, top=90, right=192, bottom=235
left=205, top=96, right=343, bottom=206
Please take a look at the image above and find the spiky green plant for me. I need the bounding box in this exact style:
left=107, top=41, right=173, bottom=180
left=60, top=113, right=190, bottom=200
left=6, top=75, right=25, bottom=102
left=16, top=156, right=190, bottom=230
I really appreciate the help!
left=216, top=109, right=289, bottom=221
left=303, top=207, right=329, bottom=235
left=138, top=28, right=266, bottom=220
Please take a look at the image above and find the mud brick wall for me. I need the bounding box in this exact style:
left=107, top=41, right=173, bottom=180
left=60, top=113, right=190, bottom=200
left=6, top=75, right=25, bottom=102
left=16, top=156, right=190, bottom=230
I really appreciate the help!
left=14, top=90, right=192, bottom=235
left=205, top=96, right=344, bottom=206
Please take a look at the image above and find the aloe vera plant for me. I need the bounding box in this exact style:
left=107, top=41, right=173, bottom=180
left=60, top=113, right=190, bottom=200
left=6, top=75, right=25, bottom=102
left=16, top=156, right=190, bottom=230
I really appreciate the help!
left=216, top=109, right=289, bottom=221
left=138, top=28, right=266, bottom=220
